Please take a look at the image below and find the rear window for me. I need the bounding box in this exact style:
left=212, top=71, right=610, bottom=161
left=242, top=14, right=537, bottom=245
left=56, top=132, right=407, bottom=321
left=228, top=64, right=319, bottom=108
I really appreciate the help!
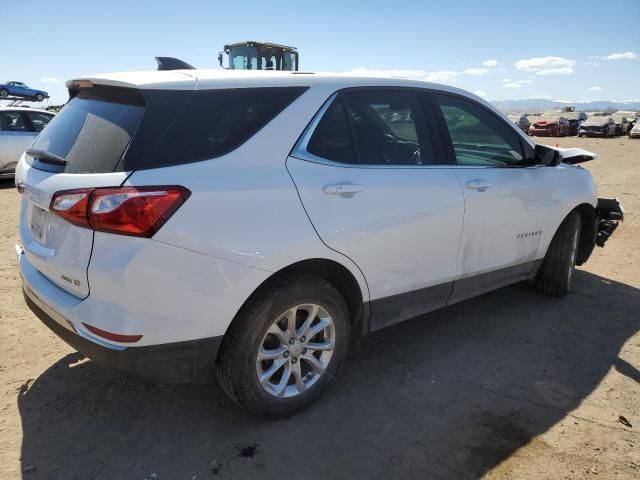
left=29, top=86, right=307, bottom=173
left=30, top=89, right=145, bottom=173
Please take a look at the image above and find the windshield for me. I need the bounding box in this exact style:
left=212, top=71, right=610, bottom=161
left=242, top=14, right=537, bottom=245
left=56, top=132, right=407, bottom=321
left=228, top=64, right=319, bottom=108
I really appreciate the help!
left=228, top=46, right=260, bottom=70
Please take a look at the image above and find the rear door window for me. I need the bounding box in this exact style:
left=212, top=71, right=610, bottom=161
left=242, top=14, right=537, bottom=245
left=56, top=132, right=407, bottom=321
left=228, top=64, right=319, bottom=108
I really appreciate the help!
left=25, top=111, right=54, bottom=132
left=343, top=90, right=433, bottom=165
left=0, top=111, right=29, bottom=132
left=306, top=98, right=356, bottom=164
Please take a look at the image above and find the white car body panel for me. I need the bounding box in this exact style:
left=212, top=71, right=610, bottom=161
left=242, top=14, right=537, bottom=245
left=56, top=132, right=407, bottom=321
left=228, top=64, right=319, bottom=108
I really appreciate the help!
left=15, top=70, right=600, bottom=355
left=287, top=158, right=464, bottom=300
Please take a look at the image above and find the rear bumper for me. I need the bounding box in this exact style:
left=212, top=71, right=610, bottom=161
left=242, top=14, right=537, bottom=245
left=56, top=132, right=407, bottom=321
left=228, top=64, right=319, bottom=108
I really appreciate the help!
left=23, top=286, right=222, bottom=383
left=529, top=128, right=557, bottom=136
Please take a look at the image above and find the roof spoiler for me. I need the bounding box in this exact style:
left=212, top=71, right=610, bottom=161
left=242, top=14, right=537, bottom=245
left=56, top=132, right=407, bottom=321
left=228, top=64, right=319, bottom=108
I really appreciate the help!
left=155, top=57, right=196, bottom=71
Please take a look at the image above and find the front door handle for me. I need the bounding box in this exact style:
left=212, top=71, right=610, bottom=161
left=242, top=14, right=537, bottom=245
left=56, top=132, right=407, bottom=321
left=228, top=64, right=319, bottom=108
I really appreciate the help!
left=466, top=180, right=492, bottom=192
left=323, top=184, right=363, bottom=196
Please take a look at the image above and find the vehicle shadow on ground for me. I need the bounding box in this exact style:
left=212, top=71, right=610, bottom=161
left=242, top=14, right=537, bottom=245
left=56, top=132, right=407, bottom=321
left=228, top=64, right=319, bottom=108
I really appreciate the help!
left=17, top=270, right=640, bottom=479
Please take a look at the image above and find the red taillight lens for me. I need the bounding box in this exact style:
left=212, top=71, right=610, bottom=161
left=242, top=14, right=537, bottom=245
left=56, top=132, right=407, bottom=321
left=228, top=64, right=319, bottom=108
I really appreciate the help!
left=50, top=186, right=190, bottom=238
left=50, top=188, right=93, bottom=228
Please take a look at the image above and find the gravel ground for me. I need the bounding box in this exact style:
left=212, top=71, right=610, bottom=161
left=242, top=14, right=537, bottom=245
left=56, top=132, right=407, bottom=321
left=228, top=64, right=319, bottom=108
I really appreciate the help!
left=0, top=136, right=638, bottom=479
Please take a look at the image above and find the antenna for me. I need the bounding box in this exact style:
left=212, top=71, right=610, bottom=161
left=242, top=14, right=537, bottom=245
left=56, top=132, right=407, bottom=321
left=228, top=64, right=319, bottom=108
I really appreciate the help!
left=155, top=57, right=196, bottom=71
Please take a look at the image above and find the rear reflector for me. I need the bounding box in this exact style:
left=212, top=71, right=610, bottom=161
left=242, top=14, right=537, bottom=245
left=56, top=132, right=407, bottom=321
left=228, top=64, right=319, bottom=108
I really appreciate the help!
left=50, top=186, right=190, bottom=237
left=82, top=323, right=143, bottom=343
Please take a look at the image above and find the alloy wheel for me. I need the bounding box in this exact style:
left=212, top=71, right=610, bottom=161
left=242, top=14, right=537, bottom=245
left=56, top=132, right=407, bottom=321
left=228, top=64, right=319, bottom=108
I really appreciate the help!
left=256, top=304, right=335, bottom=398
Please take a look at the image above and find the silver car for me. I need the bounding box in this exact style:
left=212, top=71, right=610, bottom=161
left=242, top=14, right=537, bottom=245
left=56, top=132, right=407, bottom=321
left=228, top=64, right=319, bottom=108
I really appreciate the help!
left=0, top=107, right=54, bottom=177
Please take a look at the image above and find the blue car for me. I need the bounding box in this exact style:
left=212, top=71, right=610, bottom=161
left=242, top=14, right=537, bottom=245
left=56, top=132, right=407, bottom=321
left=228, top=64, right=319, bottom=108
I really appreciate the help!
left=0, top=81, right=49, bottom=102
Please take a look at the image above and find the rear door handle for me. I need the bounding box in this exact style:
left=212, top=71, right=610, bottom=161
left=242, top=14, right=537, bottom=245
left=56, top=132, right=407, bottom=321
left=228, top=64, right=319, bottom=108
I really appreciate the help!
left=466, top=180, right=492, bottom=192
left=323, top=184, right=363, bottom=196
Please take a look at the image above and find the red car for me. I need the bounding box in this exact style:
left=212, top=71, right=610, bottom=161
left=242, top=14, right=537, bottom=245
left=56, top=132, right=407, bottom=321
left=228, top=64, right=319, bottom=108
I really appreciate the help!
left=528, top=116, right=570, bottom=137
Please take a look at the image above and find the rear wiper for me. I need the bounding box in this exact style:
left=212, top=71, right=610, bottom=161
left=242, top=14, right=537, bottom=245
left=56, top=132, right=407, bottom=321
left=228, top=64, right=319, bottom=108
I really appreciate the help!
left=26, top=148, right=66, bottom=165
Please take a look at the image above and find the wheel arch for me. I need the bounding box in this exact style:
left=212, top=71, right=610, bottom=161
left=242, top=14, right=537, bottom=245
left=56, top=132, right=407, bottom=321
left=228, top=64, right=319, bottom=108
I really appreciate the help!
left=572, top=203, right=597, bottom=265
left=225, top=258, right=370, bottom=342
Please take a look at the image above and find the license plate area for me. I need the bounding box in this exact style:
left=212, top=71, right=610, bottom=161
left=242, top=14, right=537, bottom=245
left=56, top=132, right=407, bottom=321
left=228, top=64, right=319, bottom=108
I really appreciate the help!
left=30, top=205, right=47, bottom=244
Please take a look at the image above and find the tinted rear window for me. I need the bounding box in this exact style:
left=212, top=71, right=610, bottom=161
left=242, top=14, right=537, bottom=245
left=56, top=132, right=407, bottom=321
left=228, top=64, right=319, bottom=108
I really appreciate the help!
left=30, top=89, right=145, bottom=173
left=29, top=86, right=307, bottom=173
left=141, top=86, right=308, bottom=170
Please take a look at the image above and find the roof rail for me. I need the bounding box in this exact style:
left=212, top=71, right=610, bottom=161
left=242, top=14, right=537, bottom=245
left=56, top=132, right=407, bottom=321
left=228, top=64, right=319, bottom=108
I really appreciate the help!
left=155, top=57, right=196, bottom=71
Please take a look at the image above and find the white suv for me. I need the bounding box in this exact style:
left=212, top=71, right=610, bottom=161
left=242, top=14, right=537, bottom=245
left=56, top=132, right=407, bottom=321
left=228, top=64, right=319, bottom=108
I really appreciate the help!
left=15, top=70, right=622, bottom=417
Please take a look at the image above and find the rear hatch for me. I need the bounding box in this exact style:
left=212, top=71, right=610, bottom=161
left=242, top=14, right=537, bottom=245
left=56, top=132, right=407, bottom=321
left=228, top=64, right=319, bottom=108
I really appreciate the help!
left=16, top=76, right=195, bottom=298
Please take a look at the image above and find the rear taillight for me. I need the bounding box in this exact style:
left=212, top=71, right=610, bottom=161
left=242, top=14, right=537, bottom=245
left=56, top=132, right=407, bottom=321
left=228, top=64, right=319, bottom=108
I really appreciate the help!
left=50, top=186, right=191, bottom=237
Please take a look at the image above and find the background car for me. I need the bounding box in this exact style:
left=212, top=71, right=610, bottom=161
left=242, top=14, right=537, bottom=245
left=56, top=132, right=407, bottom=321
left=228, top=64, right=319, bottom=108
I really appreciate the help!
left=0, top=81, right=49, bottom=102
left=528, top=115, right=570, bottom=136
left=610, top=112, right=631, bottom=135
left=563, top=111, right=587, bottom=136
left=0, top=107, right=54, bottom=177
left=507, top=114, right=530, bottom=133
left=579, top=115, right=616, bottom=137
left=629, top=121, right=640, bottom=138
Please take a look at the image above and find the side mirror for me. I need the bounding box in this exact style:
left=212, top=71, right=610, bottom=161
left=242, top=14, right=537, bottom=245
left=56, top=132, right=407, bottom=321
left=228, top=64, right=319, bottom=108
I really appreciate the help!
left=535, top=144, right=562, bottom=166
left=218, top=53, right=223, bottom=68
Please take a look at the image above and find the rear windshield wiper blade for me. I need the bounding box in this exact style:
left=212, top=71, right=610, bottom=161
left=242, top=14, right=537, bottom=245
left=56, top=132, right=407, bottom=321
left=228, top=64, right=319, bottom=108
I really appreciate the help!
left=26, top=148, right=67, bottom=165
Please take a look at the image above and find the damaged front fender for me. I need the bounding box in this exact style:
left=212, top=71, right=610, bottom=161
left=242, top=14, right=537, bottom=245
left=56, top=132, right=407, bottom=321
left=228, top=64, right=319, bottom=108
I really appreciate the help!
left=596, top=198, right=624, bottom=247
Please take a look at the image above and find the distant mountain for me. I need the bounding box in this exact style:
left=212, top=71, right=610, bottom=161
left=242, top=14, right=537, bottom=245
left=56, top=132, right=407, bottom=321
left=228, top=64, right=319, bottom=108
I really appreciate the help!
left=490, top=98, right=640, bottom=114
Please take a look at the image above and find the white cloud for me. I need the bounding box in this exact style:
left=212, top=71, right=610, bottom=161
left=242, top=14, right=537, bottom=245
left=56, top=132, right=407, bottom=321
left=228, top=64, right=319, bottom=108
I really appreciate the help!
left=606, top=51, right=638, bottom=60
left=586, top=86, right=602, bottom=91
left=344, top=68, right=461, bottom=84
left=514, top=56, right=576, bottom=75
left=41, top=77, right=61, bottom=83
left=463, top=67, right=490, bottom=76
left=347, top=67, right=428, bottom=79
left=482, top=59, right=500, bottom=67
left=425, top=70, right=460, bottom=83
left=503, top=79, right=533, bottom=89
left=473, top=90, right=488, bottom=98
left=583, top=60, right=599, bottom=67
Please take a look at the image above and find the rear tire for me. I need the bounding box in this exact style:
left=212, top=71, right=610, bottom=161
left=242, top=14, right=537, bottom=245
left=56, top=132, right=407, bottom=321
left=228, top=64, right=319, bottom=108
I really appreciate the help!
left=536, top=212, right=581, bottom=297
left=0, top=89, right=7, bottom=98
left=216, top=274, right=350, bottom=418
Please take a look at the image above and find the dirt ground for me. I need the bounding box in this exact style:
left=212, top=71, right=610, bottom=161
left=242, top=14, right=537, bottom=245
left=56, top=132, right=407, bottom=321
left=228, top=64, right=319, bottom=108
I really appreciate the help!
left=0, top=136, right=638, bottom=480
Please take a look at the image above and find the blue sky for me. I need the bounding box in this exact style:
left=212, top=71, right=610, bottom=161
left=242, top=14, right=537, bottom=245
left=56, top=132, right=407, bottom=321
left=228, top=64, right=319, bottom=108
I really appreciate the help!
left=6, top=0, right=640, bottom=104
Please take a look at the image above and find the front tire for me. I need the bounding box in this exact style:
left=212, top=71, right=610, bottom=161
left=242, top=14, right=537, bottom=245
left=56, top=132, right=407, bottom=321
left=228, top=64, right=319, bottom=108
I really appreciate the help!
left=216, top=274, right=350, bottom=418
left=36, top=94, right=44, bottom=102
left=536, top=212, right=581, bottom=297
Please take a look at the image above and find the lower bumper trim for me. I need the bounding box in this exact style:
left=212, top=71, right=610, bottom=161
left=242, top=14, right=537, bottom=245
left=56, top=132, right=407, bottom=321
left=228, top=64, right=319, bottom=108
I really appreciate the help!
left=24, top=289, right=222, bottom=384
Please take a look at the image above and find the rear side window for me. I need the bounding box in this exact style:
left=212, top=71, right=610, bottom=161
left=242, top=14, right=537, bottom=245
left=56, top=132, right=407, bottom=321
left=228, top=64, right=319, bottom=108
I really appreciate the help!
left=30, top=89, right=145, bottom=173
left=143, top=87, right=307, bottom=169
left=307, top=98, right=356, bottom=164
left=25, top=111, right=54, bottom=132
left=0, top=111, right=28, bottom=132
